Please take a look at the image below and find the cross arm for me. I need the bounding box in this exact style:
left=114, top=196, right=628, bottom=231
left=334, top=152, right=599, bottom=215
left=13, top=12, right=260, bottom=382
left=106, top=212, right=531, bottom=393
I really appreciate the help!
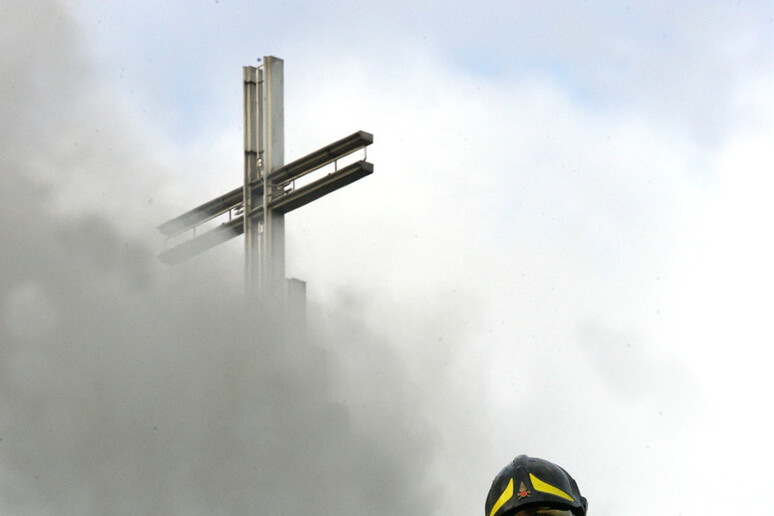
left=156, top=130, right=372, bottom=238
left=158, top=217, right=244, bottom=265
left=156, top=185, right=249, bottom=237
left=269, top=130, right=373, bottom=185
left=158, top=160, right=373, bottom=264
left=271, top=160, right=373, bottom=214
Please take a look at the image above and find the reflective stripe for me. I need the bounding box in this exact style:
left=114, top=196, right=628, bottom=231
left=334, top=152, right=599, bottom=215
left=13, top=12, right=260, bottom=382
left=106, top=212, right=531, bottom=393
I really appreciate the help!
left=489, top=478, right=514, bottom=516
left=529, top=473, right=575, bottom=502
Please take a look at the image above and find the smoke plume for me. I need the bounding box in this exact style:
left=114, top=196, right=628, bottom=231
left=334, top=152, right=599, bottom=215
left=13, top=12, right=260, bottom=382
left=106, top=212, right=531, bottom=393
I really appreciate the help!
left=0, top=2, right=436, bottom=514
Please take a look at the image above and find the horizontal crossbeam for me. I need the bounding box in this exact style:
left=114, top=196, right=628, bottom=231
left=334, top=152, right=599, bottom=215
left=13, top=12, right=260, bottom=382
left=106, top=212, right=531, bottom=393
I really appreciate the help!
left=157, top=185, right=246, bottom=237
left=271, top=160, right=373, bottom=214
left=156, top=131, right=372, bottom=238
left=269, top=130, right=372, bottom=185
left=158, top=217, right=243, bottom=265
left=158, top=160, right=373, bottom=265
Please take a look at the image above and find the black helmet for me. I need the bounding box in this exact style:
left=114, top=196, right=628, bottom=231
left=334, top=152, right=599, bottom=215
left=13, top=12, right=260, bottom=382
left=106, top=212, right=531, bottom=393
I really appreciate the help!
left=485, top=455, right=587, bottom=516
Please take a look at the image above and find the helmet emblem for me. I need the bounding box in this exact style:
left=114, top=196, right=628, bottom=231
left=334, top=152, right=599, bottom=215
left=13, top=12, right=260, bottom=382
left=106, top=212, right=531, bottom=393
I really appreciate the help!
left=517, top=481, right=531, bottom=499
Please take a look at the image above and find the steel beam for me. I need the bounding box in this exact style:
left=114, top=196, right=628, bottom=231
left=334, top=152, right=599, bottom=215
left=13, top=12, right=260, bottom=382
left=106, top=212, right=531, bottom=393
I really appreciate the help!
left=271, top=161, right=373, bottom=214
left=156, top=186, right=245, bottom=237
left=158, top=160, right=373, bottom=264
left=158, top=217, right=244, bottom=265
left=157, top=130, right=372, bottom=238
left=270, top=131, right=373, bottom=185
left=256, top=55, right=285, bottom=296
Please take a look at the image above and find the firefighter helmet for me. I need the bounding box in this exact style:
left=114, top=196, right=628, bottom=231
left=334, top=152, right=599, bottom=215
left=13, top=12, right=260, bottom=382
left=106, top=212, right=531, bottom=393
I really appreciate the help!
left=485, top=455, right=587, bottom=516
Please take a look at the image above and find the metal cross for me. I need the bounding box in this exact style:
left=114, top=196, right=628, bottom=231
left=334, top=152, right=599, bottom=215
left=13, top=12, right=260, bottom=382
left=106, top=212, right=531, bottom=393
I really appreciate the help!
left=157, top=56, right=373, bottom=301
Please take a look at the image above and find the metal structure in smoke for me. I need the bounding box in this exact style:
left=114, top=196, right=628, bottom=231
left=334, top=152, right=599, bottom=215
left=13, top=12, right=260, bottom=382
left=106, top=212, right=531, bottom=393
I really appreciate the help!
left=1, top=30, right=423, bottom=512
left=157, top=56, right=374, bottom=306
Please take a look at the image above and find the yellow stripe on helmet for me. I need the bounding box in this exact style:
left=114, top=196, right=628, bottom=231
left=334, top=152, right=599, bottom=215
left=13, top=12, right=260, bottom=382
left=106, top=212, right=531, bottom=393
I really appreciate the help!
left=489, top=478, right=514, bottom=516
left=529, top=473, right=575, bottom=502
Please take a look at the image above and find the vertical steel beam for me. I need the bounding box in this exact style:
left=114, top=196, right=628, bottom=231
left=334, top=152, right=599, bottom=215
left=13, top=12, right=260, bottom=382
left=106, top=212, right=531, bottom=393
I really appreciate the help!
left=244, top=57, right=285, bottom=298
left=243, top=66, right=260, bottom=294
left=260, top=56, right=285, bottom=298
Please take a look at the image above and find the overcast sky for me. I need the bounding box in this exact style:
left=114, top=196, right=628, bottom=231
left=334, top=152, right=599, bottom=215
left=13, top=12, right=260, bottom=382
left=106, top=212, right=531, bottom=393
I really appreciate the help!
left=2, top=1, right=773, bottom=515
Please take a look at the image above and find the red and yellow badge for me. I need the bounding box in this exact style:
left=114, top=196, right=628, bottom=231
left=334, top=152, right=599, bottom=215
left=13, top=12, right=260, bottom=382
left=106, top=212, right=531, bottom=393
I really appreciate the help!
left=517, top=481, right=531, bottom=500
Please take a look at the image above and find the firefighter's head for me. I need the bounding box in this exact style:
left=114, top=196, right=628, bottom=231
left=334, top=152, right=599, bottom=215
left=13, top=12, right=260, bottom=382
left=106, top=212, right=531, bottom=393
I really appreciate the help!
left=485, top=455, right=587, bottom=516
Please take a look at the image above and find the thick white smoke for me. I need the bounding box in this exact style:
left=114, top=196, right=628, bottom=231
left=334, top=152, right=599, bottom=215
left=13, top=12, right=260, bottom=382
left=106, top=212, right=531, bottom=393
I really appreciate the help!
left=0, top=3, right=438, bottom=515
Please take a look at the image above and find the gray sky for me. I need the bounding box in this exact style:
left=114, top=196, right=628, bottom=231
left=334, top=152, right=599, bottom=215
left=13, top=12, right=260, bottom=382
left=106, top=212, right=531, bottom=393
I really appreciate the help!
left=2, top=1, right=773, bottom=515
